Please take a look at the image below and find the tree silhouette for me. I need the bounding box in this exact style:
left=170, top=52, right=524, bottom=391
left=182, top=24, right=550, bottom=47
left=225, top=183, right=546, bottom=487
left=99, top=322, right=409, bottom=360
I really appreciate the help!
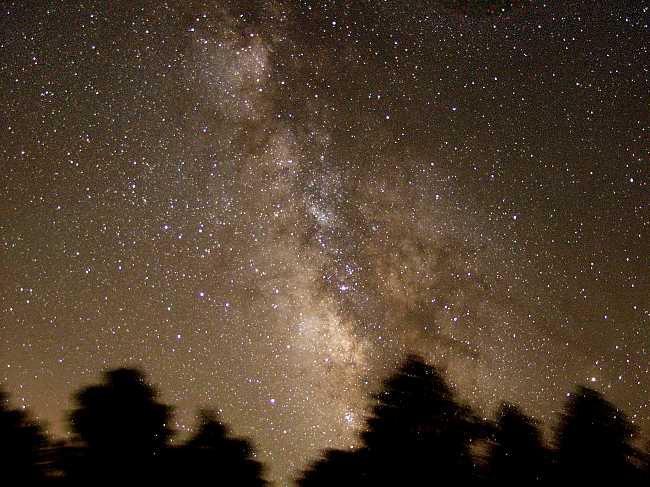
left=641, top=439, right=650, bottom=483
left=64, top=368, right=172, bottom=483
left=485, top=402, right=548, bottom=484
left=298, top=354, right=482, bottom=485
left=555, top=386, right=639, bottom=484
left=0, top=389, right=49, bottom=484
left=296, top=447, right=368, bottom=486
left=361, top=355, right=481, bottom=484
left=165, top=409, right=266, bottom=485
left=7, top=361, right=650, bottom=485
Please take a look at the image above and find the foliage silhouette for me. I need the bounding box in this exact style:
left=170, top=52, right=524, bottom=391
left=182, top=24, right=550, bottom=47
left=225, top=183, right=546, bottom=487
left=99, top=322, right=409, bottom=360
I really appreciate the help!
left=642, top=440, right=650, bottom=482
left=64, top=368, right=172, bottom=483
left=164, top=409, right=267, bottom=485
left=3, top=362, right=650, bottom=485
left=362, top=355, right=482, bottom=484
left=296, top=447, right=368, bottom=486
left=0, top=389, right=49, bottom=484
left=298, top=354, right=483, bottom=485
left=555, top=386, right=640, bottom=484
left=485, top=402, right=548, bottom=484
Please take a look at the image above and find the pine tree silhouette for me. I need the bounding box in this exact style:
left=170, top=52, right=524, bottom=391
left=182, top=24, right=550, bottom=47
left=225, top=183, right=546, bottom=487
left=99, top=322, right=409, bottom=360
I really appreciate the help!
left=0, top=389, right=49, bottom=484
left=296, top=447, right=367, bottom=486
left=555, top=386, right=639, bottom=484
left=298, top=354, right=482, bottom=486
left=165, top=409, right=267, bottom=485
left=64, top=368, right=172, bottom=484
left=485, top=402, right=548, bottom=484
left=362, top=355, right=480, bottom=484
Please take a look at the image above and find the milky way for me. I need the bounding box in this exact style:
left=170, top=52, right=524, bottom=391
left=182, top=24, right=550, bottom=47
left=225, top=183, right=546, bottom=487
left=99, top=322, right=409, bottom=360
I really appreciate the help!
left=1, top=1, right=648, bottom=483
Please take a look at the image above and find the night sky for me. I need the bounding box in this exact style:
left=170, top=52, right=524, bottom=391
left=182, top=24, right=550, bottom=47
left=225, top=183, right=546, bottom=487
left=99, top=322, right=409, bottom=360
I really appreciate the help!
left=1, top=0, right=648, bottom=484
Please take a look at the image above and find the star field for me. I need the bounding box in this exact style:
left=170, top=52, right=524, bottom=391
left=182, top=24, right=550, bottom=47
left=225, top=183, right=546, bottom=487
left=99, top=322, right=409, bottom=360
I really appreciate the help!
left=1, top=1, right=648, bottom=484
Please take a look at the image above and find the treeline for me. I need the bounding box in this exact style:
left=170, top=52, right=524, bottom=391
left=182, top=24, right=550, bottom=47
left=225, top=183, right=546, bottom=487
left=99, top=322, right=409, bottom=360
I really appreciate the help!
left=2, top=356, right=649, bottom=485
left=1, top=369, right=266, bottom=485
left=297, top=356, right=649, bottom=485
